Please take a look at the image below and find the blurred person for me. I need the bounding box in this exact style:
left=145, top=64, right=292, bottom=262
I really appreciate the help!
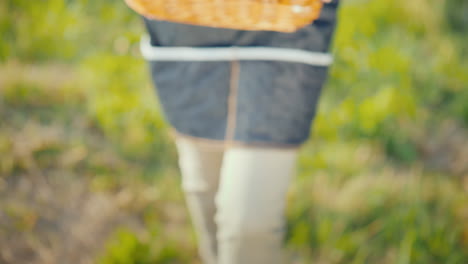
left=131, top=0, right=339, bottom=263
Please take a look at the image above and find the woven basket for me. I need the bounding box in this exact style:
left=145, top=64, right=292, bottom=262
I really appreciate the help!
left=126, top=0, right=324, bottom=32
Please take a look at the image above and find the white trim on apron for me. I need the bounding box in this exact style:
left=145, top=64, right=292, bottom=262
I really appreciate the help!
left=140, top=35, right=333, bottom=66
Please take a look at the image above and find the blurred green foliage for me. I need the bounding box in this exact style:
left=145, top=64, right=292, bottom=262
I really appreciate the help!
left=98, top=227, right=191, bottom=264
left=1, top=0, right=467, bottom=263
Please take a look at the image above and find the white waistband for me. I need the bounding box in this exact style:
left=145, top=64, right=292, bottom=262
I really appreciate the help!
left=140, top=35, right=333, bottom=66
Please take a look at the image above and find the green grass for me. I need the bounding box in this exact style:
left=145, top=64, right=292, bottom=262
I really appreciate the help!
left=1, top=0, right=467, bottom=263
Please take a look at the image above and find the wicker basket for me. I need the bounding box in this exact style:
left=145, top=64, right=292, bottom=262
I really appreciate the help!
left=126, top=0, right=323, bottom=32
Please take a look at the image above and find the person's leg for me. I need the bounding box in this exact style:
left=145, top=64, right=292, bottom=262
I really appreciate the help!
left=216, top=146, right=298, bottom=264
left=175, top=137, right=224, bottom=264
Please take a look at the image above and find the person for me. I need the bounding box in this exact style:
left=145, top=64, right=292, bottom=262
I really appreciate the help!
left=134, top=0, right=340, bottom=263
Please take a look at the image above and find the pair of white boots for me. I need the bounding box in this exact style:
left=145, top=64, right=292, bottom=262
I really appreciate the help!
left=175, top=137, right=298, bottom=264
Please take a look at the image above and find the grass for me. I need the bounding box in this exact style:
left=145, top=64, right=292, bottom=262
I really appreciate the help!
left=1, top=0, right=467, bottom=263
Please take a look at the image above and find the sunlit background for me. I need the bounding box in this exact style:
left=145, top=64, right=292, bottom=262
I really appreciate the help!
left=1, top=0, right=467, bottom=263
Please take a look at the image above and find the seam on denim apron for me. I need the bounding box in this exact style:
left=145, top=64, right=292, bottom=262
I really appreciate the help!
left=225, top=60, right=240, bottom=143
left=171, top=128, right=302, bottom=150
left=170, top=128, right=226, bottom=150
left=226, top=140, right=301, bottom=150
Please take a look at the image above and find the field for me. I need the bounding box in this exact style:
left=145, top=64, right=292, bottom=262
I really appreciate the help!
left=1, top=0, right=467, bottom=263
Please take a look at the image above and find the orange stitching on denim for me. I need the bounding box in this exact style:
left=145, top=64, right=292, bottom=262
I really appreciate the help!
left=225, top=60, right=240, bottom=143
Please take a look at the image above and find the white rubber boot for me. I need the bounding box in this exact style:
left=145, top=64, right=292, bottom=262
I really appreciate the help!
left=215, top=147, right=298, bottom=264
left=175, top=138, right=224, bottom=264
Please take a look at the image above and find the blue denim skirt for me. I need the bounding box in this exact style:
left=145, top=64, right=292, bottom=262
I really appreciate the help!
left=143, top=1, right=340, bottom=148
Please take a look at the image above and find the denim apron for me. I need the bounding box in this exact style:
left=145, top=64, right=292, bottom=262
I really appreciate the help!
left=142, top=1, right=340, bottom=148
